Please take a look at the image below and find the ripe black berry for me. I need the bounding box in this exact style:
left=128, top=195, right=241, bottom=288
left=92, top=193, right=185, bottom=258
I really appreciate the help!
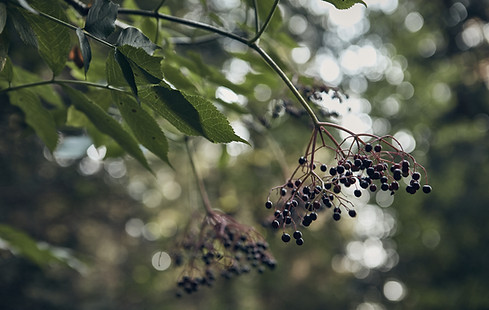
left=374, top=144, right=382, bottom=152
left=293, top=230, right=302, bottom=239
left=422, top=185, right=432, bottom=194
left=412, top=172, right=421, bottom=180
left=381, top=183, right=389, bottom=191
left=354, top=189, right=362, bottom=197
left=333, top=184, right=341, bottom=194
left=406, top=185, right=416, bottom=194
left=295, top=179, right=302, bottom=187
left=296, top=238, right=304, bottom=246
left=320, top=164, right=327, bottom=172
left=348, top=210, right=357, bottom=217
left=333, top=212, right=341, bottom=221
left=280, top=188, right=287, bottom=196
left=281, top=233, right=291, bottom=243
left=393, top=169, right=402, bottom=181
left=298, top=156, right=307, bottom=165
left=309, top=212, right=318, bottom=221
left=337, top=165, right=345, bottom=174
left=329, top=167, right=337, bottom=176
left=265, top=201, right=273, bottom=209
left=271, top=220, right=280, bottom=229
left=365, top=144, right=373, bottom=152
left=369, top=184, right=377, bottom=192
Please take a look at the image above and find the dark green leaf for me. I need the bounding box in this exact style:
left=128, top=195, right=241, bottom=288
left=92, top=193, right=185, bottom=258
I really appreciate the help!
left=16, top=0, right=38, bottom=14
left=116, top=27, right=159, bottom=55
left=322, top=0, right=367, bottom=10
left=0, top=3, right=7, bottom=33
left=8, top=89, right=58, bottom=151
left=76, top=28, right=92, bottom=77
left=9, top=8, right=38, bottom=47
left=0, top=56, right=13, bottom=83
left=140, top=84, right=248, bottom=144
left=118, top=45, right=162, bottom=84
left=113, top=92, right=170, bottom=165
left=85, top=0, right=118, bottom=40
left=23, top=0, right=71, bottom=75
left=114, top=48, right=139, bottom=103
left=62, top=85, right=151, bottom=172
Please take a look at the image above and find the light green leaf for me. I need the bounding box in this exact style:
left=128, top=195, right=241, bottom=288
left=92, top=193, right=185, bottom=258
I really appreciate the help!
left=118, top=45, right=163, bottom=83
left=322, top=0, right=367, bottom=10
left=62, top=85, right=152, bottom=172
left=140, top=84, right=248, bottom=144
left=23, top=0, right=71, bottom=75
left=8, top=89, right=58, bottom=151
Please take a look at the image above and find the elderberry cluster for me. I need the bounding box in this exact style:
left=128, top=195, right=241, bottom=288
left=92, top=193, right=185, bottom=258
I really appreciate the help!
left=265, top=134, right=432, bottom=245
left=172, top=211, right=275, bottom=297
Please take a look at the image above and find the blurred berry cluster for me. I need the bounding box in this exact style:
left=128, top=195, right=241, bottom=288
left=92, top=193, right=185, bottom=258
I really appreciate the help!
left=172, top=211, right=276, bottom=296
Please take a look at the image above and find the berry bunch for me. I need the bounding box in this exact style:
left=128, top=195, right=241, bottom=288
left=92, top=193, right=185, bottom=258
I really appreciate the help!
left=265, top=126, right=431, bottom=244
left=172, top=210, right=275, bottom=296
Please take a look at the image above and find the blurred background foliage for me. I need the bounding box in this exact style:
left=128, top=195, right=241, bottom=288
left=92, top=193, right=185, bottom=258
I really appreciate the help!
left=1, top=0, right=489, bottom=309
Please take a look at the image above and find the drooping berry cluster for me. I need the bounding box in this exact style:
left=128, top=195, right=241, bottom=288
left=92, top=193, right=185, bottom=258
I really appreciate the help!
left=265, top=126, right=432, bottom=244
left=172, top=211, right=276, bottom=297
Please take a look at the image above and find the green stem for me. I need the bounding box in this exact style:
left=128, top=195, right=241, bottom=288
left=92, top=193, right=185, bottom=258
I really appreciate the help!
left=37, top=11, right=115, bottom=49
left=248, top=0, right=280, bottom=44
left=118, top=8, right=249, bottom=45
left=251, top=44, right=320, bottom=126
left=0, top=79, right=125, bottom=94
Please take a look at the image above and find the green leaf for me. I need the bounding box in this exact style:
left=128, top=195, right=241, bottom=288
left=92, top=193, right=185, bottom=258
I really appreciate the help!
left=85, top=0, right=118, bottom=40
left=322, top=0, right=367, bottom=10
left=118, top=45, right=162, bottom=84
left=8, top=89, right=58, bottom=151
left=0, top=3, right=7, bottom=33
left=76, top=28, right=92, bottom=77
left=140, top=84, right=248, bottom=144
left=9, top=8, right=38, bottom=48
left=114, top=48, right=139, bottom=103
left=16, top=0, right=38, bottom=14
left=0, top=224, right=84, bottom=271
left=23, top=0, right=71, bottom=75
left=0, top=57, right=13, bottom=83
left=112, top=92, right=170, bottom=165
left=116, top=27, right=159, bottom=55
left=62, top=85, right=152, bottom=172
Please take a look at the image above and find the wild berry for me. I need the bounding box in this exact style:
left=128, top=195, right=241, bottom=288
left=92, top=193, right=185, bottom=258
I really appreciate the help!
left=374, top=144, right=382, bottom=152
left=348, top=210, right=357, bottom=217
left=329, top=167, right=337, bottom=176
left=393, top=169, right=402, bottom=181
left=298, top=156, right=307, bottom=165
left=293, top=231, right=302, bottom=239
left=280, top=188, right=287, bottom=196
left=281, top=233, right=291, bottom=243
left=365, top=144, right=373, bottom=152
left=381, top=183, right=389, bottom=191
left=354, top=189, right=362, bottom=197
left=422, top=185, right=432, bottom=194
left=320, top=164, right=327, bottom=172
left=274, top=210, right=281, bottom=218
left=272, top=220, right=280, bottom=229
left=309, top=212, right=318, bottom=221
left=333, top=212, right=341, bottom=221
left=369, top=184, right=377, bottom=192
left=406, top=185, right=416, bottom=194
left=412, top=172, right=421, bottom=180
left=296, top=238, right=304, bottom=246
left=390, top=181, right=399, bottom=191
left=333, top=184, right=341, bottom=194
left=295, top=179, right=302, bottom=187
left=265, top=201, right=273, bottom=209
left=337, top=165, right=345, bottom=174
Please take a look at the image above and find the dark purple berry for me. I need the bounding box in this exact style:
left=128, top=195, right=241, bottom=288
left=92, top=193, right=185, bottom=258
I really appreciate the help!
left=390, top=181, right=400, bottom=191
left=295, top=179, right=302, bottom=187
left=348, top=210, right=357, bottom=217
left=333, top=212, right=341, bottom=221
left=412, top=172, right=421, bottom=180
left=280, top=188, right=287, bottom=196
left=329, top=167, right=337, bottom=176
left=381, top=183, right=389, bottom=191
left=406, top=185, right=416, bottom=194
left=320, top=164, right=327, bottom=172
left=374, top=144, right=382, bottom=152
left=293, top=230, right=302, bottom=239
left=281, top=233, right=291, bottom=243
left=369, top=184, right=377, bottom=192
left=354, top=189, right=362, bottom=197
left=296, top=238, right=304, bottom=246
left=393, top=169, right=402, bottom=181
left=365, top=144, right=373, bottom=152
left=265, top=201, right=273, bottom=209
left=337, top=165, right=345, bottom=174
left=285, top=216, right=292, bottom=224
left=309, top=212, right=318, bottom=221
left=298, top=156, right=307, bottom=165
left=333, top=184, right=341, bottom=194
left=422, top=185, right=432, bottom=194
left=271, top=220, right=280, bottom=229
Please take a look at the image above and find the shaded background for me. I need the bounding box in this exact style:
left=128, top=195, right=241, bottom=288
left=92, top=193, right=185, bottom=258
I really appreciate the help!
left=1, top=0, right=489, bottom=309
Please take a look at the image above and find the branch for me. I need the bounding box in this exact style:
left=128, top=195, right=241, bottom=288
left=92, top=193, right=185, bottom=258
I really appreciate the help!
left=248, top=0, right=280, bottom=44
left=0, top=79, right=126, bottom=94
